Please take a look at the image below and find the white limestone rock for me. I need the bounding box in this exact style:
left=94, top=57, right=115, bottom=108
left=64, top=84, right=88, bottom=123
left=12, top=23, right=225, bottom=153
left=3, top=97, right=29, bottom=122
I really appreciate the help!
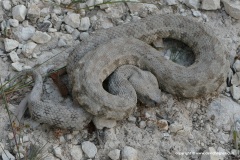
left=9, top=51, right=19, bottom=62
left=12, top=5, right=27, bottom=22
left=22, top=41, right=37, bottom=58
left=184, top=0, right=200, bottom=9
left=70, top=145, right=83, bottom=160
left=108, top=149, right=120, bottom=160
left=8, top=19, right=19, bottom=27
left=230, top=85, right=240, bottom=100
left=201, top=0, right=220, bottom=10
left=27, top=5, right=41, bottom=22
left=2, top=0, right=11, bottom=10
left=166, top=0, right=177, bottom=5
left=79, top=17, right=90, bottom=31
left=53, top=146, right=63, bottom=159
left=31, top=31, right=51, bottom=44
left=222, top=0, right=240, bottom=19
left=11, top=62, right=24, bottom=71
left=4, top=38, right=19, bottom=52
left=82, top=141, right=97, bottom=158
left=64, top=13, right=81, bottom=28
left=122, top=146, right=138, bottom=160
left=2, top=150, right=15, bottom=160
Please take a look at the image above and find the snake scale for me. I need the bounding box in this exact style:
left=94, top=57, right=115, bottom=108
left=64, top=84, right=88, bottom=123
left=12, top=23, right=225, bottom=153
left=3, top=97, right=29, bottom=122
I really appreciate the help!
left=17, top=14, right=229, bottom=130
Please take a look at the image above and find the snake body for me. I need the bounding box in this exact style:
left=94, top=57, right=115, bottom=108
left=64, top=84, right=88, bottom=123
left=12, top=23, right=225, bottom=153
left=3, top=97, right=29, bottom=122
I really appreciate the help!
left=16, top=14, right=229, bottom=129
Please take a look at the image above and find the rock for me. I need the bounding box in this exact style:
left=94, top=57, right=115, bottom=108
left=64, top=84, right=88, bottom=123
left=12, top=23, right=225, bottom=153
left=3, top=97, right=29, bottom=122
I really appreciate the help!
left=37, top=20, right=52, bottom=32
left=231, top=72, right=240, bottom=86
left=31, top=31, right=51, bottom=44
left=27, top=5, right=40, bottom=22
left=233, top=60, right=240, bottom=72
left=166, top=0, right=177, bottom=5
left=201, top=147, right=223, bottom=160
left=9, top=51, right=19, bottom=62
left=122, top=146, right=138, bottom=160
left=22, top=41, right=37, bottom=58
left=64, top=13, right=81, bottom=29
left=82, top=141, right=97, bottom=158
left=2, top=0, right=11, bottom=10
left=86, top=0, right=95, bottom=8
left=79, top=17, right=90, bottom=31
left=12, top=5, right=27, bottom=22
left=65, top=25, right=74, bottom=33
left=79, top=32, right=89, bottom=41
left=139, top=121, right=146, bottom=129
left=61, top=0, right=71, bottom=5
left=157, top=119, right=169, bottom=130
left=2, top=150, right=15, bottom=160
left=128, top=116, right=136, bottom=123
left=184, top=0, right=200, bottom=9
left=8, top=19, right=19, bottom=27
left=93, top=117, right=117, bottom=129
left=4, top=38, right=19, bottom=52
left=41, top=8, right=50, bottom=17
left=222, top=0, right=240, bottom=20
left=153, top=39, right=164, bottom=48
left=108, top=149, right=120, bottom=160
left=231, top=149, right=239, bottom=156
left=22, top=135, right=29, bottom=142
left=11, top=62, right=24, bottom=71
left=201, top=0, right=220, bottom=10
left=70, top=145, right=83, bottom=160
left=8, top=132, right=14, bottom=139
left=192, top=10, right=201, bottom=17
left=230, top=85, right=240, bottom=100
left=95, top=0, right=103, bottom=5
left=58, top=38, right=67, bottom=47
left=53, top=146, right=63, bottom=159
left=14, top=25, right=36, bottom=41
left=72, top=29, right=80, bottom=40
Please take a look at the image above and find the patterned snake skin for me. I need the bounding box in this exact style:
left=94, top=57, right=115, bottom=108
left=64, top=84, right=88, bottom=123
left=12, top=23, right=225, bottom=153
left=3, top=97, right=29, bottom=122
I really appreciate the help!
left=16, top=14, right=229, bottom=129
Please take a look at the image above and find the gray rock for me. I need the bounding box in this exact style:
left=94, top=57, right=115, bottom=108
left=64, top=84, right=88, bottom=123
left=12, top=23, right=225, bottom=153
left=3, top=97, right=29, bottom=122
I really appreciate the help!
left=192, top=10, right=201, bottom=17
left=53, top=146, right=63, bottom=159
left=122, top=146, right=138, bottom=160
left=157, top=119, right=169, bottom=130
left=86, top=0, right=95, bottom=8
left=95, top=0, right=103, bottom=5
left=108, top=149, right=120, bottom=160
left=22, top=41, right=37, bottom=58
left=231, top=72, right=240, bottom=86
left=93, top=117, right=117, bottom=129
left=15, top=26, right=36, bottom=41
left=79, top=32, right=89, bottom=41
left=8, top=132, right=14, bottom=139
left=2, top=150, right=15, bottom=160
left=8, top=19, right=19, bottom=27
left=184, top=0, right=200, bottom=9
left=12, top=5, right=27, bottom=22
left=128, top=116, right=136, bottom=123
left=222, top=0, right=240, bottom=19
left=139, top=121, right=146, bottom=129
left=27, top=5, right=40, bottom=22
left=72, top=29, right=80, bottom=40
left=58, top=38, right=67, bottom=47
left=166, top=0, right=177, bottom=5
left=79, top=17, right=90, bottom=31
left=64, top=13, right=80, bottom=28
left=201, top=0, right=220, bottom=10
left=9, top=51, right=19, bottom=62
left=2, top=0, right=11, bottom=10
left=230, top=85, right=240, bottom=100
left=82, top=141, right=97, bottom=158
left=233, top=59, right=240, bottom=72
left=4, top=38, right=19, bottom=52
left=40, top=8, right=50, bottom=17
left=201, top=147, right=223, bottom=160
left=31, top=31, right=51, bottom=44
left=70, top=145, right=83, bottom=160
left=11, top=62, right=24, bottom=71
left=65, top=25, right=74, bottom=33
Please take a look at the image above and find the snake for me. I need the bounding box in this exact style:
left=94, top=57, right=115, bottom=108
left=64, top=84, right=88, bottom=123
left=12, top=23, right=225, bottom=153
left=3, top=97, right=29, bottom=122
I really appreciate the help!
left=15, top=14, right=229, bottom=129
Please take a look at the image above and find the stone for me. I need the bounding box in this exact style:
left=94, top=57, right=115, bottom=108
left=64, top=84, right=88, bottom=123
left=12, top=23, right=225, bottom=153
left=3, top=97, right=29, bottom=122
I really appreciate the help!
left=70, top=145, right=83, bottom=160
left=230, top=85, right=240, bottom=100
left=72, top=29, right=80, bottom=40
left=122, top=146, right=138, bottom=160
left=37, top=21, right=52, bottom=32
left=61, top=0, right=71, bottom=5
left=2, top=150, right=15, bottom=160
left=15, top=26, right=36, bottom=41
left=139, top=121, right=146, bottom=129
left=27, top=5, right=40, bottom=22
left=4, top=38, right=19, bottom=52
left=201, top=0, right=220, bottom=10
left=95, top=0, right=103, bottom=5
left=108, top=149, right=120, bottom=160
left=64, top=13, right=81, bottom=28
left=8, top=132, right=14, bottom=139
left=231, top=149, right=239, bottom=156
left=9, top=51, right=19, bottom=62
left=153, top=39, right=164, bottom=48
left=184, top=0, right=200, bottom=9
left=8, top=19, right=19, bottom=27
left=82, top=141, right=97, bottom=158
left=93, top=117, right=117, bottom=129
left=201, top=147, right=223, bottom=160
left=31, top=31, right=51, bottom=44
left=222, top=0, right=240, bottom=19
left=157, top=119, right=169, bottom=130
left=2, top=0, right=11, bottom=10
left=65, top=25, right=74, bottom=33
left=79, top=32, right=89, bottom=41
left=58, top=38, right=67, bottom=47
left=169, top=123, right=184, bottom=133
left=233, top=60, right=240, bottom=72
left=40, top=8, right=50, bottom=17
left=12, top=5, right=27, bottom=22
left=79, top=17, right=90, bottom=31
left=22, top=135, right=29, bottom=142
left=53, top=146, right=63, bottom=159
left=86, top=0, right=95, bottom=8
left=231, top=72, right=240, bottom=86
left=22, top=41, right=37, bottom=58
left=128, top=116, right=137, bottom=123
left=192, top=10, right=201, bottom=17
left=166, top=0, right=177, bottom=5
left=11, top=62, right=24, bottom=71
